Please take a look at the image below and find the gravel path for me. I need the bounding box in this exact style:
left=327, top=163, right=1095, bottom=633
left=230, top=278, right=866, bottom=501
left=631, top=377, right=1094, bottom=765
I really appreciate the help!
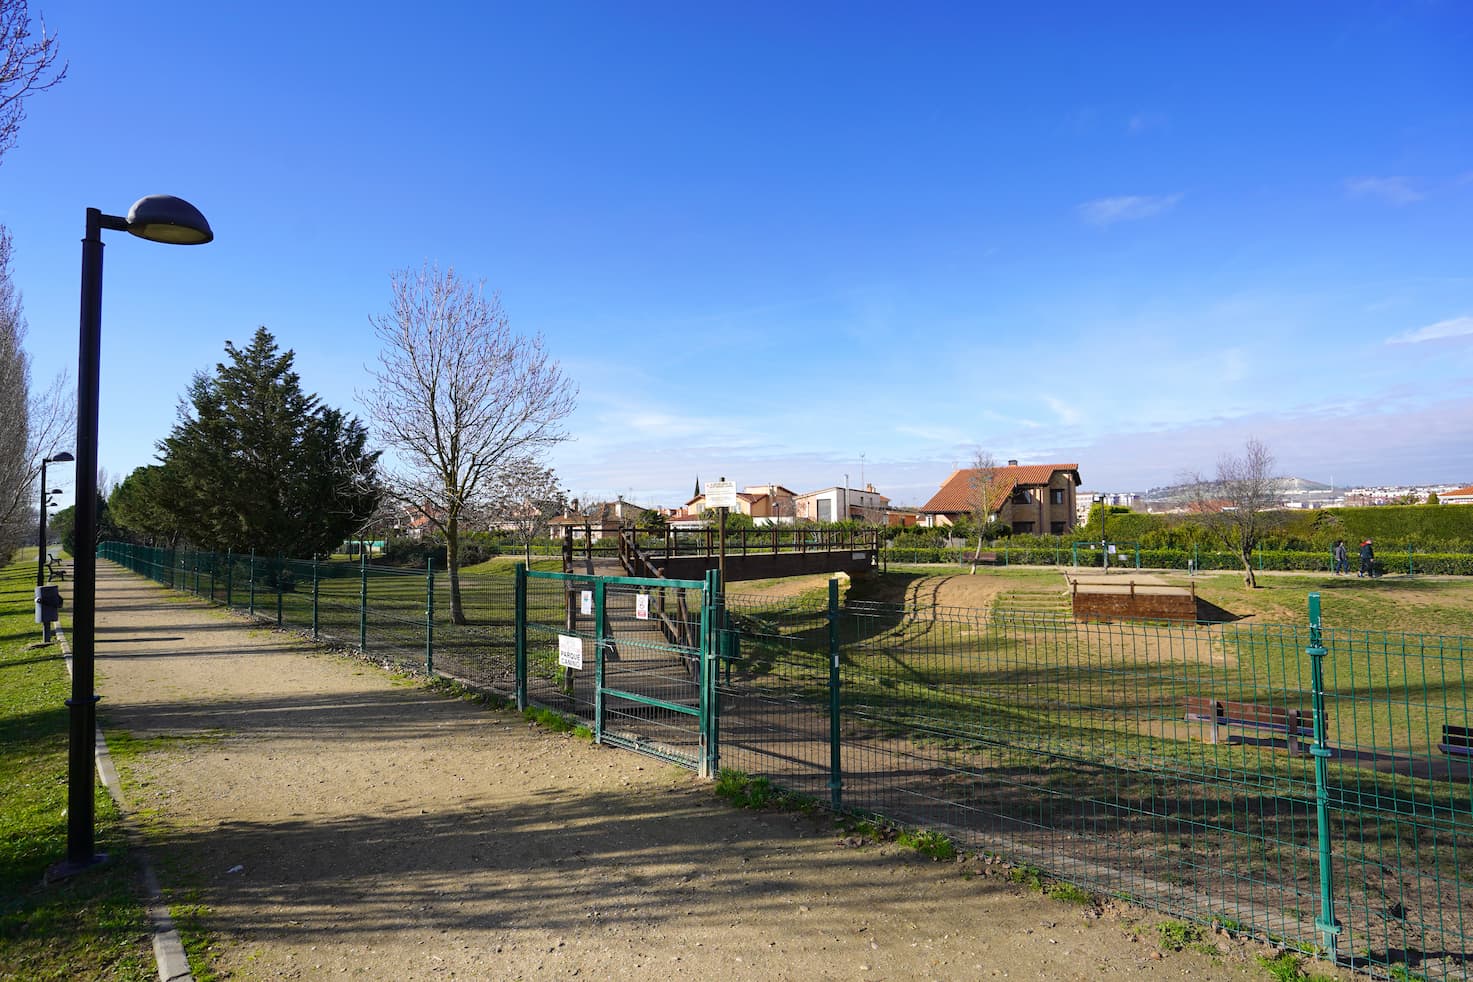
left=91, top=562, right=1332, bottom=981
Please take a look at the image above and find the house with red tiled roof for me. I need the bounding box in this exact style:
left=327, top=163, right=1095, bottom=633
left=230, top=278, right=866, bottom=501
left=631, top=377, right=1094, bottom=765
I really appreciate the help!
left=918, top=461, right=1082, bottom=534
left=1441, top=485, right=1473, bottom=505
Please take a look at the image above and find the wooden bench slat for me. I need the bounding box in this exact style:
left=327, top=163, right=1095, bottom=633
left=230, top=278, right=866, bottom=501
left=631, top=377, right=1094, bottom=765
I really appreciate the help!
left=1439, top=724, right=1471, bottom=757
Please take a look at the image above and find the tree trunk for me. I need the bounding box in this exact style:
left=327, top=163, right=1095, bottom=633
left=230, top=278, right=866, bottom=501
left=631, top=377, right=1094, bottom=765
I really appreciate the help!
left=447, top=514, right=468, bottom=625
left=1239, top=548, right=1257, bottom=588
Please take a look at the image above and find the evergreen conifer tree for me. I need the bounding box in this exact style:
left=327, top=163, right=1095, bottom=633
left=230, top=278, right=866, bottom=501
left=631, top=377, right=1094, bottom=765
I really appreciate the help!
left=160, top=327, right=380, bottom=556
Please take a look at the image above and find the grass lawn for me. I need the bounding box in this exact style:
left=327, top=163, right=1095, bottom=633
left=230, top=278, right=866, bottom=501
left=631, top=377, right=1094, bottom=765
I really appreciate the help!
left=0, top=560, right=154, bottom=980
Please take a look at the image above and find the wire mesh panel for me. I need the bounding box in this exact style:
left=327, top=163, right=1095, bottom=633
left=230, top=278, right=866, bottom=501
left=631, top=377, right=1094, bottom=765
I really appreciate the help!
left=1319, top=628, right=1471, bottom=982
left=523, top=570, right=710, bottom=768
left=716, top=591, right=833, bottom=802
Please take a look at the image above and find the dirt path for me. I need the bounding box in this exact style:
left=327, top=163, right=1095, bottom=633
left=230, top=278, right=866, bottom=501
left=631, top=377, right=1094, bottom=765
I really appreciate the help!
left=92, top=563, right=1331, bottom=981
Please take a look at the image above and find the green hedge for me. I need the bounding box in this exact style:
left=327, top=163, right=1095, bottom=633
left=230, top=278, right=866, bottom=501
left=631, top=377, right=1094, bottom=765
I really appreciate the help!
left=879, top=545, right=1473, bottom=575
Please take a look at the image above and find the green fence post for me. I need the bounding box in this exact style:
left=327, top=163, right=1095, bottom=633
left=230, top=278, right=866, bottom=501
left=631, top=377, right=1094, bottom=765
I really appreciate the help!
left=311, top=557, right=320, bottom=640
left=425, top=556, right=435, bottom=675
left=1407, top=543, right=1413, bottom=577
left=827, top=575, right=842, bottom=811
left=248, top=550, right=256, bottom=616
left=359, top=551, right=368, bottom=651
left=1135, top=543, right=1141, bottom=569
left=193, top=553, right=200, bottom=595
left=208, top=551, right=215, bottom=601
left=711, top=570, right=724, bottom=767
left=275, top=556, right=284, bottom=626
left=225, top=551, right=233, bottom=607
left=1071, top=543, right=1078, bottom=567
left=698, top=569, right=718, bottom=778
left=1306, top=592, right=1341, bottom=959
left=514, top=562, right=527, bottom=711
left=594, top=577, right=608, bottom=746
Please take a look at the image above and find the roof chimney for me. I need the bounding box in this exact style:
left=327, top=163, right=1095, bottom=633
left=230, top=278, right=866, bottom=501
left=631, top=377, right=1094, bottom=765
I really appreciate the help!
left=1007, top=459, right=1018, bottom=466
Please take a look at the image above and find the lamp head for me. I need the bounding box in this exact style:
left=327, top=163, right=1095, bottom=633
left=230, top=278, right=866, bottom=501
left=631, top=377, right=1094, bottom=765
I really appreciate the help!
left=47, top=451, right=74, bottom=463
left=125, top=195, right=213, bottom=245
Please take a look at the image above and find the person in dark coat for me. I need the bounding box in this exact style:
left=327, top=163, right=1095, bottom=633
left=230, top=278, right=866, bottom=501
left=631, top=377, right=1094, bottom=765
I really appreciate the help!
left=1332, top=539, right=1349, bottom=575
left=1358, top=539, right=1375, bottom=578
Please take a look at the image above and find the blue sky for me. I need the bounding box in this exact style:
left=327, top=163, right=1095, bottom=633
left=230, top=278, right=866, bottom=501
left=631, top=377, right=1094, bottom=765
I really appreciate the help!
left=3, top=2, right=1470, bottom=510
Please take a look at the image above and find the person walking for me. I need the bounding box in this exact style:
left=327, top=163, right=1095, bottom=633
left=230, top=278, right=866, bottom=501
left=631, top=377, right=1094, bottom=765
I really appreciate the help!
left=1333, top=539, right=1349, bottom=575
left=1358, top=539, right=1375, bottom=578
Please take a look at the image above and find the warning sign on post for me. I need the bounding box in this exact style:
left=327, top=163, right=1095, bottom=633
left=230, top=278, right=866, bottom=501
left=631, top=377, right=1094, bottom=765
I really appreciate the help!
left=705, top=480, right=737, bottom=510
left=557, top=634, right=584, bottom=669
left=635, top=593, right=650, bottom=620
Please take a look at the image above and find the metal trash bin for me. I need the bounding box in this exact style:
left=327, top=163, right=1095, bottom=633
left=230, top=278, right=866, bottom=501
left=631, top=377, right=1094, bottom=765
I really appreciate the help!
left=35, top=584, right=62, bottom=642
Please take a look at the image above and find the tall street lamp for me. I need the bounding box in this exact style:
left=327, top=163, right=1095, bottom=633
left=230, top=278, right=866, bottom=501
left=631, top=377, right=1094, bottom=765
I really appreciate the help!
left=56, top=196, right=212, bottom=878
left=37, top=451, right=74, bottom=589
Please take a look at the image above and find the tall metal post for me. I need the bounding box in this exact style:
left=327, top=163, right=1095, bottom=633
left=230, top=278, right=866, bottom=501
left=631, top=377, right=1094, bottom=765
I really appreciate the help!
left=594, top=577, right=607, bottom=744
left=697, top=569, right=717, bottom=778
left=514, top=562, right=528, bottom=710
left=59, top=211, right=109, bottom=872
left=359, top=551, right=368, bottom=651
left=248, top=550, right=256, bottom=616
left=425, top=556, right=435, bottom=674
left=275, top=556, right=283, bottom=626
left=1307, top=592, right=1341, bottom=959
left=225, top=551, right=233, bottom=607
left=827, top=576, right=843, bottom=810
left=311, top=557, right=320, bottom=640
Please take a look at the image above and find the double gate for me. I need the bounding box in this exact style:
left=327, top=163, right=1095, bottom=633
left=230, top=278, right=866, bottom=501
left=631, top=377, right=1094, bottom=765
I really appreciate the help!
left=515, top=567, right=724, bottom=776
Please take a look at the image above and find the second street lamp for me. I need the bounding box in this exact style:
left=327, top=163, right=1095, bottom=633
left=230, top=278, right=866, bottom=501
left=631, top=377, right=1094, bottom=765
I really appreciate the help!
left=55, top=195, right=213, bottom=879
left=37, top=451, right=74, bottom=589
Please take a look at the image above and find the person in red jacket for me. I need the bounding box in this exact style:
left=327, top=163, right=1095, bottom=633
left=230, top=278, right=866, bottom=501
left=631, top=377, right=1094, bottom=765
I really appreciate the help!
left=1358, top=539, right=1375, bottom=578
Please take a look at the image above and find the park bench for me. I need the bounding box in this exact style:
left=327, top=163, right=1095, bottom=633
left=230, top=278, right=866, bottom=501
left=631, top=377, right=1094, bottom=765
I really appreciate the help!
left=1438, top=724, right=1472, bottom=758
left=1185, top=696, right=1316, bottom=756
left=45, top=554, right=66, bottom=582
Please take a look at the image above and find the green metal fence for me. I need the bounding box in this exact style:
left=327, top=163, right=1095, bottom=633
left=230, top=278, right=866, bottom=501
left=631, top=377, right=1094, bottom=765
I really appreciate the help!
left=100, top=541, right=1471, bottom=980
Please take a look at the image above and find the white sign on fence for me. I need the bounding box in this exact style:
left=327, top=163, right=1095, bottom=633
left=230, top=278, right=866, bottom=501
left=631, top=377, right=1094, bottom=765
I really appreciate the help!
left=557, top=634, right=584, bottom=669
left=635, top=593, right=650, bottom=620
left=705, top=480, right=737, bottom=509
left=580, top=590, right=593, bottom=615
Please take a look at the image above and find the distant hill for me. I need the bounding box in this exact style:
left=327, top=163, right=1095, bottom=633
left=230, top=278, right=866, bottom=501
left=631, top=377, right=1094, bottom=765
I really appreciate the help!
left=1140, top=476, right=1328, bottom=503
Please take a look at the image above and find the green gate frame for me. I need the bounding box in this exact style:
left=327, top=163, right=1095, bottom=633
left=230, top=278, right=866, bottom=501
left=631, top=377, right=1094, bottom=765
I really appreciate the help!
left=516, top=566, right=723, bottom=777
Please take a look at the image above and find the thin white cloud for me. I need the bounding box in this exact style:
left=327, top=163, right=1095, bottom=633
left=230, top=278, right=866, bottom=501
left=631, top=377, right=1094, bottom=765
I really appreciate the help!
left=1044, top=396, right=1083, bottom=426
left=1386, top=315, right=1473, bottom=345
left=1078, top=193, right=1183, bottom=226
left=1344, top=176, right=1424, bottom=205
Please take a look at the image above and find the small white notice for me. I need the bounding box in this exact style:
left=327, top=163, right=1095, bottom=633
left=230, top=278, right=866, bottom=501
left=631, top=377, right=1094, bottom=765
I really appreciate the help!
left=558, top=634, right=584, bottom=669
left=1107, top=544, right=1117, bottom=555
left=705, top=480, right=738, bottom=510
left=635, top=593, right=650, bottom=620
left=580, top=590, right=593, bottom=615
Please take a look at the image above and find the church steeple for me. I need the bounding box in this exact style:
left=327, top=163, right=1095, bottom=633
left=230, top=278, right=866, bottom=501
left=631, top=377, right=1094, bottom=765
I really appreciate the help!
left=694, top=475, right=701, bottom=500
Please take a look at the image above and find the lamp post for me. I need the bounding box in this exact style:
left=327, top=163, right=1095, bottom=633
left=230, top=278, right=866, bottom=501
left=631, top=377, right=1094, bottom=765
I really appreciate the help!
left=56, top=196, right=212, bottom=878
left=37, top=451, right=74, bottom=589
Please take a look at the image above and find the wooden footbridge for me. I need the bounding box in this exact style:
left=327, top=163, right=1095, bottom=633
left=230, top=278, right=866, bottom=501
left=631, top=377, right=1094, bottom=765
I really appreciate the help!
left=560, top=525, right=881, bottom=584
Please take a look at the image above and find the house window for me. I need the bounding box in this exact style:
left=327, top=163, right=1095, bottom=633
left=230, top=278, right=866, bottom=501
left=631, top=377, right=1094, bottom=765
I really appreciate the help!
left=1051, top=521, right=1066, bottom=534
left=817, top=499, right=832, bottom=522
left=1013, top=521, right=1034, bottom=533
left=1051, top=489, right=1065, bottom=505
left=1011, top=489, right=1031, bottom=504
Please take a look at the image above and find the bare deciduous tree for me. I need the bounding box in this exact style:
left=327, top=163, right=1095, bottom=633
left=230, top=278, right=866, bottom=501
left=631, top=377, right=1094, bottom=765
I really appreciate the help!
left=483, top=458, right=565, bottom=565
left=967, top=450, right=999, bottom=573
left=363, top=264, right=576, bottom=624
left=1188, top=437, right=1279, bottom=588
left=1, top=0, right=66, bottom=166
left=0, top=226, right=72, bottom=561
